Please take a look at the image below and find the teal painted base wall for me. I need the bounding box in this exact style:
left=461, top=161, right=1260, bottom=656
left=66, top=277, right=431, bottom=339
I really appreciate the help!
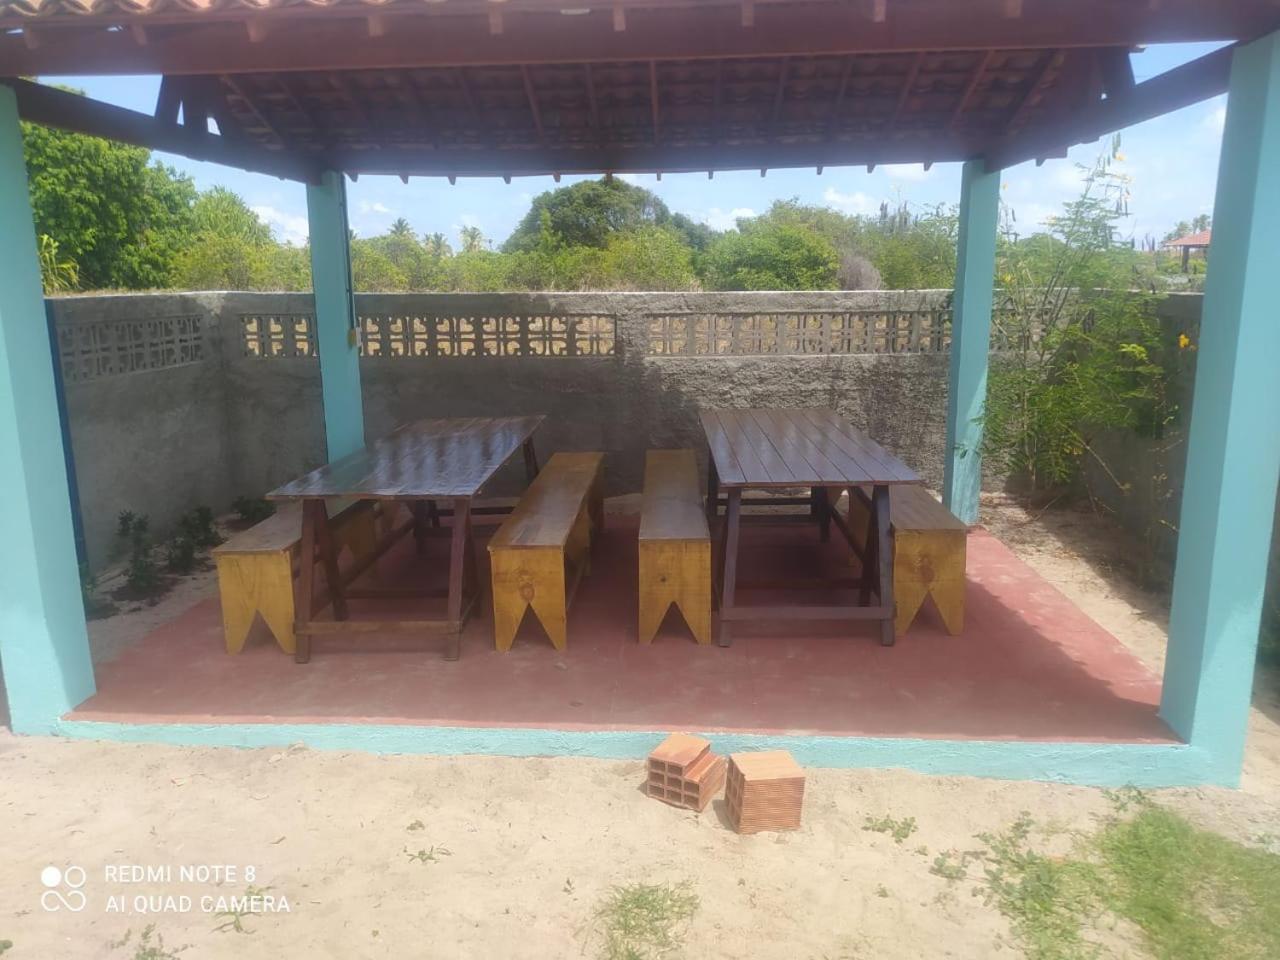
left=0, top=87, right=96, bottom=733
left=50, top=719, right=1222, bottom=788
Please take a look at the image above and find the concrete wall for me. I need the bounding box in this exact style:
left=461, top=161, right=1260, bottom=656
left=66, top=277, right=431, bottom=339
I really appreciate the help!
left=53, top=294, right=233, bottom=568
left=61, top=289, right=1211, bottom=572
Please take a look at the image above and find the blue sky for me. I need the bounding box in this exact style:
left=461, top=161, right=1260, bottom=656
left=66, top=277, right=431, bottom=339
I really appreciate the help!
left=48, top=42, right=1227, bottom=249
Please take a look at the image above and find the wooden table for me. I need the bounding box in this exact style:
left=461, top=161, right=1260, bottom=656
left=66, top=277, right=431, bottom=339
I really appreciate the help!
left=267, top=415, right=544, bottom=662
left=700, top=408, right=920, bottom=647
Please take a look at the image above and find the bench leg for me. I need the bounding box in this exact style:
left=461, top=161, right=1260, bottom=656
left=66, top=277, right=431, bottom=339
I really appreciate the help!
left=930, top=580, right=966, bottom=635
left=893, top=578, right=930, bottom=638
left=491, top=548, right=567, bottom=652
left=639, top=541, right=712, bottom=645
left=217, top=553, right=296, bottom=656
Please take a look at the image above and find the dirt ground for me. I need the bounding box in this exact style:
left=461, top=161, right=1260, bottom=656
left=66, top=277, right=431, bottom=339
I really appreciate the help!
left=1, top=495, right=1278, bottom=960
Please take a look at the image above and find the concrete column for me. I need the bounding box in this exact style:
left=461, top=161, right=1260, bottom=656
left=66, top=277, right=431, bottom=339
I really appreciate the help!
left=0, top=87, right=96, bottom=732
left=942, top=159, right=1000, bottom=525
left=306, top=171, right=365, bottom=460
left=1160, top=30, right=1280, bottom=784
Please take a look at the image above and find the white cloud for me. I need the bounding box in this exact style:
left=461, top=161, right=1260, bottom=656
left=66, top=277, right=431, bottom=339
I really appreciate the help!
left=882, top=164, right=933, bottom=182
left=251, top=205, right=309, bottom=246
left=358, top=200, right=393, bottom=215
left=1203, top=104, right=1227, bottom=137
left=822, top=187, right=877, bottom=215
left=700, top=207, right=755, bottom=230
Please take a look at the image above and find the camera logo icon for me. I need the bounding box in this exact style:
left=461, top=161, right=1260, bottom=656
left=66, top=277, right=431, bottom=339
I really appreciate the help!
left=40, top=866, right=87, bottom=913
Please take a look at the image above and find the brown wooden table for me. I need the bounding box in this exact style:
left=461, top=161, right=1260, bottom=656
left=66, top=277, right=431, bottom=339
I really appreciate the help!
left=267, top=415, right=544, bottom=662
left=700, top=408, right=921, bottom=647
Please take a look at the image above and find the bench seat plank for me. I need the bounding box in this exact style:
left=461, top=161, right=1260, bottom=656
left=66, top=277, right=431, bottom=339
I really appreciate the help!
left=488, top=452, right=605, bottom=651
left=638, top=450, right=712, bottom=645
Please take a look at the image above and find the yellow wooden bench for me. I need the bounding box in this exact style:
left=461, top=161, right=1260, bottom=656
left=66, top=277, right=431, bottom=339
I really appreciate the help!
left=638, top=450, right=712, bottom=645
left=213, top=500, right=380, bottom=655
left=848, top=485, right=966, bottom=637
left=488, top=452, right=604, bottom=652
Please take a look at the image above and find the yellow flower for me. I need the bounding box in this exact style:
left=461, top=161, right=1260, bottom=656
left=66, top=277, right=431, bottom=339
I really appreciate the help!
left=1178, top=333, right=1192, bottom=350
left=1115, top=151, right=1128, bottom=162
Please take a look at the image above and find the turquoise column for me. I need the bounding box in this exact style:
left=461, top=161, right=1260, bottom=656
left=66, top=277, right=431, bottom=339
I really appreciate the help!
left=0, top=87, right=96, bottom=732
left=943, top=159, right=1000, bottom=525
left=1160, top=30, right=1280, bottom=785
left=306, top=171, right=365, bottom=460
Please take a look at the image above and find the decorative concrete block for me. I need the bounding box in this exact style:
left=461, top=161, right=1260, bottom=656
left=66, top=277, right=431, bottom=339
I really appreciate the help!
left=725, top=750, right=805, bottom=834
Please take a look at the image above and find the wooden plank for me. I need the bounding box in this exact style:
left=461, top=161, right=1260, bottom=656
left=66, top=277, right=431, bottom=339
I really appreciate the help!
left=751, top=408, right=844, bottom=483
left=798, top=408, right=919, bottom=483
left=639, top=449, right=710, bottom=542
left=699, top=410, right=747, bottom=485
left=724, top=408, right=797, bottom=484
left=268, top=415, right=544, bottom=500
left=488, top=452, right=603, bottom=550
left=2, top=78, right=322, bottom=184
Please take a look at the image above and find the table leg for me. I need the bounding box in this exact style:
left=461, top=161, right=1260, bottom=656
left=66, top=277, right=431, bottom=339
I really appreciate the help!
left=706, top=457, right=720, bottom=524
left=522, top=437, right=540, bottom=483
left=718, top=488, right=742, bottom=647
left=813, top=486, right=832, bottom=542
left=411, top=501, right=429, bottom=554
left=445, top=497, right=473, bottom=661
left=295, top=499, right=319, bottom=664
left=872, top=483, right=895, bottom=646
left=426, top=499, right=440, bottom=529
left=858, top=487, right=876, bottom=607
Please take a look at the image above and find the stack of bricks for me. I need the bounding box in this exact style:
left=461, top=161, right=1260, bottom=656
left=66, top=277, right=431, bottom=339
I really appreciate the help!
left=724, top=750, right=806, bottom=834
left=645, top=734, right=727, bottom=812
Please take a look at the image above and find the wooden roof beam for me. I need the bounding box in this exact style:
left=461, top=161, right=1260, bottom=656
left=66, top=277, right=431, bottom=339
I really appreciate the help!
left=219, top=74, right=287, bottom=147
left=4, top=78, right=322, bottom=183
left=1004, top=48, right=1063, bottom=130
left=649, top=60, right=660, bottom=144
left=985, top=42, right=1233, bottom=170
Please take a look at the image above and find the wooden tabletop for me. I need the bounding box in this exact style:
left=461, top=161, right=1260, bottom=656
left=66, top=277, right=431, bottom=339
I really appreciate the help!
left=267, top=415, right=545, bottom=500
left=701, top=408, right=920, bottom=488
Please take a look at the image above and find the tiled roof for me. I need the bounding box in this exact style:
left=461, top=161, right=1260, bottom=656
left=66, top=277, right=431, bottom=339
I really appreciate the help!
left=2, top=0, right=400, bottom=18
left=1165, top=230, right=1212, bottom=247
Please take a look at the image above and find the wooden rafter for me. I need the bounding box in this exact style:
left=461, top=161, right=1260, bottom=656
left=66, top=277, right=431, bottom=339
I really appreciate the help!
left=771, top=57, right=790, bottom=125
left=219, top=75, right=286, bottom=147
left=950, top=49, right=994, bottom=127
left=1004, top=48, right=1063, bottom=131
left=521, top=64, right=545, bottom=142
left=891, top=51, right=924, bottom=124
left=649, top=60, right=660, bottom=144
left=986, top=42, right=1233, bottom=169
left=827, top=54, right=856, bottom=137
left=3, top=78, right=322, bottom=182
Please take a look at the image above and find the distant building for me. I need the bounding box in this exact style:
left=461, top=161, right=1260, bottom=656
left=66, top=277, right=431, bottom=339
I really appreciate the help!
left=1163, top=230, right=1212, bottom=272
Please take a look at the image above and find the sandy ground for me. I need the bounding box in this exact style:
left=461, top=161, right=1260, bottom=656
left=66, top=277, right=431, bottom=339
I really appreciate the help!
left=1, top=496, right=1278, bottom=960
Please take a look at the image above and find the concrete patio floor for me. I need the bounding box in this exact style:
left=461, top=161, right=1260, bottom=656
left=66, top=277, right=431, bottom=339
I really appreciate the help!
left=67, top=513, right=1174, bottom=745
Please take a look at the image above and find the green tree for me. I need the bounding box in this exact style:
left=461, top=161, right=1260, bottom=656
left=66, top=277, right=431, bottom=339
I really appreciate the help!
left=700, top=222, right=839, bottom=290
left=598, top=227, right=696, bottom=290
left=173, top=188, right=308, bottom=291
left=22, top=117, right=196, bottom=289
left=503, top=178, right=672, bottom=252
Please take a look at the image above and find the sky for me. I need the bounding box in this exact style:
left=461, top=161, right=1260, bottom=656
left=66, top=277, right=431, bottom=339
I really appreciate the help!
left=47, top=42, right=1228, bottom=250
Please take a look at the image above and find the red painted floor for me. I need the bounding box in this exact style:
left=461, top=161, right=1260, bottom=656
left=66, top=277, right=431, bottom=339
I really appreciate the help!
left=70, top=517, right=1175, bottom=743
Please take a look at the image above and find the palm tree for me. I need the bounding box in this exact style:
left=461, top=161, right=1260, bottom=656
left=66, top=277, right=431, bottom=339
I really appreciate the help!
left=423, top=232, right=454, bottom=257
left=389, top=217, right=415, bottom=239
left=459, top=225, right=487, bottom=253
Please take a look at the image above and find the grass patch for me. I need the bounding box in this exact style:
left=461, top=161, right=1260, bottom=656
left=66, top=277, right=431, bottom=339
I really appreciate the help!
left=591, top=881, right=699, bottom=960
left=972, top=798, right=1280, bottom=960
left=862, top=814, right=917, bottom=844
left=108, top=925, right=187, bottom=959
left=1095, top=803, right=1280, bottom=959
